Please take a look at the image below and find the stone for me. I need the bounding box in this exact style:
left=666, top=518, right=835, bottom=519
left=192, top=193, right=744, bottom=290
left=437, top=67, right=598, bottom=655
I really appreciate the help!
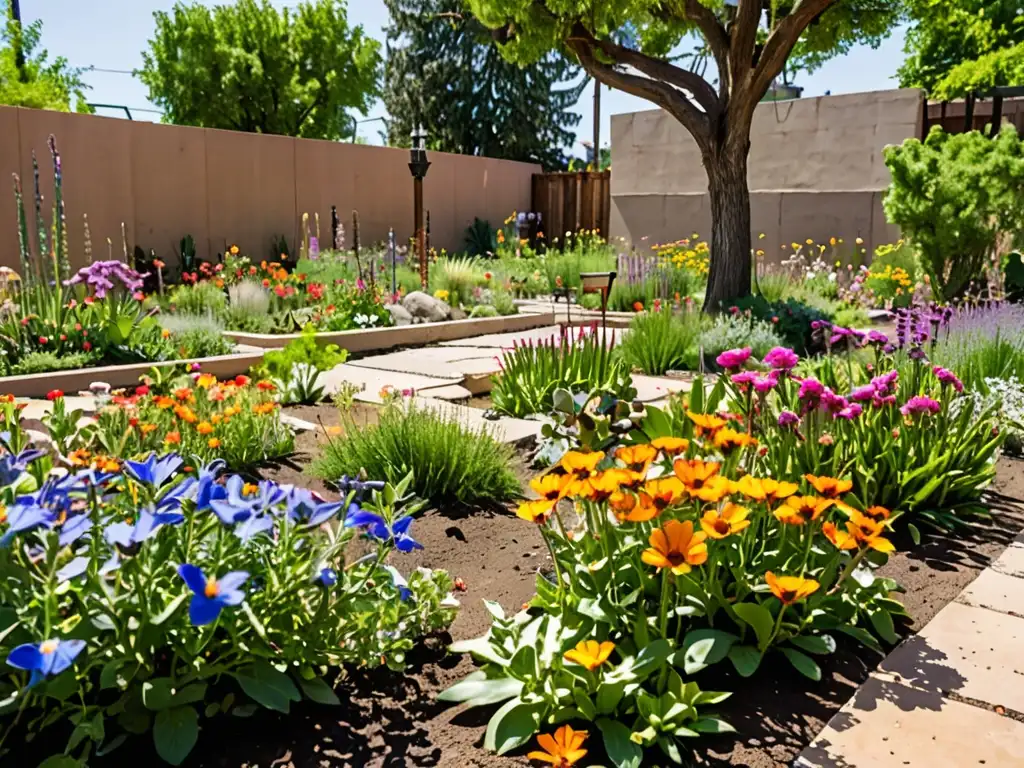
left=409, top=397, right=544, bottom=445
left=992, top=545, right=1024, bottom=579
left=280, top=414, right=319, bottom=432
left=632, top=374, right=691, bottom=402
left=319, top=364, right=460, bottom=404
left=450, top=307, right=468, bottom=321
left=402, top=291, right=450, bottom=323
left=383, top=303, right=413, bottom=326
left=956, top=569, right=1024, bottom=616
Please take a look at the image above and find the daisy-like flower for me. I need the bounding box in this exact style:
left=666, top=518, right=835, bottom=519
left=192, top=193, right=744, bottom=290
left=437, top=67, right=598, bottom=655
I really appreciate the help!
left=615, top=444, right=657, bottom=472
left=610, top=491, right=657, bottom=522
left=687, top=411, right=727, bottom=436
left=713, top=427, right=757, bottom=453
left=643, top=476, right=685, bottom=512
left=700, top=503, right=750, bottom=539
left=805, top=474, right=853, bottom=499
left=737, top=476, right=799, bottom=504
left=177, top=564, right=248, bottom=626
left=563, top=640, right=615, bottom=671
left=641, top=520, right=708, bottom=575
left=765, top=571, right=820, bottom=605
left=775, top=495, right=832, bottom=525
left=651, top=436, right=689, bottom=456
left=823, top=511, right=895, bottom=552
left=527, top=725, right=588, bottom=766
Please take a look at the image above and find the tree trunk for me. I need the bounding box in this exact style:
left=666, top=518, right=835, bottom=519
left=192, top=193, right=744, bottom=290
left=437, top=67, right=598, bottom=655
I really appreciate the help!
left=703, top=148, right=752, bottom=312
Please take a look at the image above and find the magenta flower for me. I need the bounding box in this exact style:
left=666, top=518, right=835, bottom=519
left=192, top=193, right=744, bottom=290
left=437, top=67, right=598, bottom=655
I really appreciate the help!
left=867, top=330, right=889, bottom=346
left=716, top=347, right=751, bottom=370
left=778, top=411, right=800, bottom=429
left=764, top=347, right=799, bottom=370
left=821, top=389, right=849, bottom=416
left=798, top=378, right=824, bottom=401
left=933, top=366, right=964, bottom=393
left=850, top=384, right=877, bottom=402
left=872, top=394, right=897, bottom=408
left=871, top=370, right=899, bottom=397
left=900, top=395, right=941, bottom=417
left=753, top=373, right=779, bottom=394
left=836, top=404, right=863, bottom=420
left=731, top=371, right=758, bottom=385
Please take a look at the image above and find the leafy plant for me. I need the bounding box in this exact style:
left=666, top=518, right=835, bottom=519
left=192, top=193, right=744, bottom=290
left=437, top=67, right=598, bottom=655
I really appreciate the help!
left=311, top=402, right=521, bottom=509
left=617, top=307, right=704, bottom=375
left=168, top=282, right=228, bottom=316
left=698, top=315, right=785, bottom=362
left=258, top=327, right=348, bottom=404
left=727, top=295, right=831, bottom=354
left=224, top=281, right=274, bottom=333
left=9, top=350, right=98, bottom=376
left=464, top=217, right=498, bottom=256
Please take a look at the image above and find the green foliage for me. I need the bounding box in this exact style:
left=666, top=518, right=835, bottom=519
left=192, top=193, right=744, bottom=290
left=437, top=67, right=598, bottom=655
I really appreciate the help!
left=8, top=350, right=97, bottom=375
left=728, top=296, right=830, bottom=354
left=168, top=282, right=227, bottom=316
left=933, top=42, right=1024, bottom=100
left=383, top=0, right=583, bottom=169
left=617, top=308, right=704, bottom=376
left=160, top=313, right=235, bottom=359
left=311, top=403, right=521, bottom=508
left=492, top=327, right=636, bottom=418
left=259, top=327, right=348, bottom=404
left=224, top=282, right=274, bottom=333
left=884, top=126, right=1024, bottom=301
left=698, top=315, right=785, bottom=362
left=139, top=0, right=382, bottom=139
left=464, top=217, right=498, bottom=257
left=0, top=7, right=91, bottom=111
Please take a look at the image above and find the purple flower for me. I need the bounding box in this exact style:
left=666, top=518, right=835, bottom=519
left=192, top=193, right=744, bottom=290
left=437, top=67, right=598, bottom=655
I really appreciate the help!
left=7, top=638, right=85, bottom=689
left=900, top=395, right=942, bottom=417
left=716, top=347, right=751, bottom=370
left=836, top=404, right=863, bottom=420
left=177, top=564, right=248, bottom=626
left=731, top=371, right=758, bottom=385
left=850, top=384, right=877, bottom=402
left=872, top=394, right=897, bottom=408
left=866, top=330, right=890, bottom=346
left=871, top=370, right=900, bottom=397
left=820, top=389, right=849, bottom=415
left=753, top=374, right=779, bottom=394
left=909, top=346, right=928, bottom=361
left=778, top=411, right=800, bottom=429
left=764, top=347, right=799, bottom=370
left=64, top=260, right=146, bottom=299
left=933, top=366, right=964, bottom=393
left=344, top=509, right=423, bottom=553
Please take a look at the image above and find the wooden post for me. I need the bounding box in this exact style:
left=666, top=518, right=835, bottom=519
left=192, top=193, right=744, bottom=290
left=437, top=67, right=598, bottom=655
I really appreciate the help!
left=414, top=176, right=426, bottom=289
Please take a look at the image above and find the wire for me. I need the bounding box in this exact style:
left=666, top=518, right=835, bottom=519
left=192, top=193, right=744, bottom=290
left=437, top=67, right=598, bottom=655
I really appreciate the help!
left=87, top=67, right=136, bottom=75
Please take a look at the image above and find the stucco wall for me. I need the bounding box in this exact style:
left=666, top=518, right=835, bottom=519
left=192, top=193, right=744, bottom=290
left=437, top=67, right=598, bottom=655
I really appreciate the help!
left=0, top=106, right=540, bottom=271
left=610, top=88, right=924, bottom=255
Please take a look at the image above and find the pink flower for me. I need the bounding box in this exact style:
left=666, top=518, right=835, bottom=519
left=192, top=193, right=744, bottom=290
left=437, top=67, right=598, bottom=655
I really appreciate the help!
left=764, top=347, right=799, bottom=370
left=850, top=384, right=876, bottom=402
left=731, top=371, right=758, bottom=385
left=900, top=395, right=941, bottom=417
left=716, top=347, right=751, bottom=370
left=753, top=374, right=779, bottom=394
left=932, top=366, right=964, bottom=393
left=836, top=404, right=863, bottom=420
left=778, top=411, right=800, bottom=429
left=871, top=370, right=899, bottom=397
left=872, top=394, right=897, bottom=408
left=821, top=389, right=849, bottom=415
left=798, top=378, right=824, bottom=401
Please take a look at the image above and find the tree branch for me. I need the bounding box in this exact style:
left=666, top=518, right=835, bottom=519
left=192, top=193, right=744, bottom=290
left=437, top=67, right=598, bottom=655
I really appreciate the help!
left=728, top=0, right=762, bottom=88
left=752, top=0, right=836, bottom=99
left=678, top=0, right=730, bottom=98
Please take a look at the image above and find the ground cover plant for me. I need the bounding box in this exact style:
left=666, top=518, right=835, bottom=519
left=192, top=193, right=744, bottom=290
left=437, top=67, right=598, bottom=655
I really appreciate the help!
left=0, top=399, right=457, bottom=767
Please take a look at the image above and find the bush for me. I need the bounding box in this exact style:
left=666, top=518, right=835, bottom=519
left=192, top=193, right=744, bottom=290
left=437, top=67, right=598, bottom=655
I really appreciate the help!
left=617, top=307, right=704, bottom=375
left=225, top=281, right=273, bottom=333
left=491, top=326, right=636, bottom=418
left=0, top=403, right=455, bottom=766
left=258, top=327, right=349, bottom=404
left=168, top=282, right=228, bottom=316
left=884, top=125, right=1024, bottom=300
left=9, top=350, right=99, bottom=375
left=698, top=314, right=785, bottom=361
left=311, top=403, right=521, bottom=508
left=728, top=295, right=831, bottom=354
left=160, top=312, right=235, bottom=358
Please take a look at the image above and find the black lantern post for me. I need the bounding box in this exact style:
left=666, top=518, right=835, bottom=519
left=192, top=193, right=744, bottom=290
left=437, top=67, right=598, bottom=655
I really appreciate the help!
left=409, top=125, right=431, bottom=290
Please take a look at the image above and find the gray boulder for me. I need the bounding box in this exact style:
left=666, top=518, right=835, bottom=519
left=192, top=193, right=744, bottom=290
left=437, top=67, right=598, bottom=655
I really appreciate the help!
left=402, top=291, right=451, bottom=323
left=384, top=303, right=414, bottom=326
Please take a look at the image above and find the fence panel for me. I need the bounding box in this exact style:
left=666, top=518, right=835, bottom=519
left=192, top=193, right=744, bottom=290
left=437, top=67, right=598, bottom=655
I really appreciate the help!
left=531, top=170, right=611, bottom=248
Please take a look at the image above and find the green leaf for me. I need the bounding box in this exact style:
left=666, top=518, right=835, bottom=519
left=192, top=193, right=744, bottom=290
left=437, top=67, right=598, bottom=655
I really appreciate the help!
left=298, top=677, right=340, bottom=706
left=678, top=629, right=737, bottom=674
left=171, top=683, right=207, bottom=707
left=142, top=678, right=174, bottom=711
left=908, top=523, right=921, bottom=546
left=234, top=661, right=301, bottom=714
left=117, top=707, right=151, bottom=735
left=789, top=634, right=837, bottom=656
left=732, top=602, right=775, bottom=650
left=870, top=610, right=900, bottom=645
left=437, top=676, right=523, bottom=707
left=692, top=717, right=736, bottom=734
left=99, top=660, right=125, bottom=690
left=448, top=633, right=510, bottom=666
left=150, top=594, right=187, bottom=626
left=483, top=600, right=506, bottom=621
left=44, top=671, right=79, bottom=702
left=597, top=717, right=642, bottom=768
left=596, top=680, right=626, bottom=714
left=484, top=698, right=542, bottom=755
left=835, top=624, right=883, bottom=654
left=242, top=602, right=268, bottom=640
left=573, top=689, right=597, bottom=721
left=37, top=757, right=83, bottom=768
left=153, top=706, right=199, bottom=766
left=727, top=645, right=762, bottom=677
left=780, top=648, right=822, bottom=681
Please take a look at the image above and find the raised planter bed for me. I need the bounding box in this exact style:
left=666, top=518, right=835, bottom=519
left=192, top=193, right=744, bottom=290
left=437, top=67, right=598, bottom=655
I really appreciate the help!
left=0, top=349, right=265, bottom=398
left=223, top=310, right=557, bottom=352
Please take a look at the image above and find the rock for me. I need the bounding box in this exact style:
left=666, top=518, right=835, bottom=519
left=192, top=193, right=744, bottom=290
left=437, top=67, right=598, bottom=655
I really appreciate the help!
left=384, top=303, right=414, bottom=326
left=449, top=306, right=468, bottom=321
left=402, top=291, right=450, bottom=323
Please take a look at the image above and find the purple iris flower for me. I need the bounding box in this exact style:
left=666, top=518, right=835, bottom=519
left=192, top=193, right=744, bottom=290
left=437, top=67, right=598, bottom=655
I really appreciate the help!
left=7, top=638, right=86, bottom=688
left=105, top=507, right=184, bottom=548
left=64, top=260, right=145, bottom=298
left=177, top=564, right=248, bottom=626
left=125, top=453, right=183, bottom=488
left=344, top=508, right=423, bottom=553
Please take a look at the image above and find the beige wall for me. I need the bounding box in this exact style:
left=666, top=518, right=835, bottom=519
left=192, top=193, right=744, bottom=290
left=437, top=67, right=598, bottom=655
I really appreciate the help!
left=0, top=106, right=540, bottom=272
left=610, top=88, right=923, bottom=255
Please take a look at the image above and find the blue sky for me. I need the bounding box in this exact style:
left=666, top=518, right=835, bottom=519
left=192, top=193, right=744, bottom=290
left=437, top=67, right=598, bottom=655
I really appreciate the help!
left=24, top=1, right=909, bottom=154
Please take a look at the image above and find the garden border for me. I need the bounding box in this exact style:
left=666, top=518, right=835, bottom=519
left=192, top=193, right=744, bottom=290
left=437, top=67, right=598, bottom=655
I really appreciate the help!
left=0, top=349, right=265, bottom=398
left=222, top=310, right=558, bottom=352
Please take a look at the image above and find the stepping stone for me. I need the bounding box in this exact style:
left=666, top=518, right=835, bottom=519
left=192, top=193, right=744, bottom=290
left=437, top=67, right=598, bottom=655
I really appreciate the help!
left=956, top=568, right=1024, bottom=616
left=280, top=414, right=318, bottom=432
left=796, top=675, right=1024, bottom=768
left=992, top=544, right=1024, bottom=579
left=18, top=396, right=99, bottom=422
left=319, top=364, right=459, bottom=404
left=346, top=347, right=498, bottom=380
left=417, top=384, right=473, bottom=401
left=632, top=375, right=691, bottom=403
left=878, top=601, right=1024, bottom=713
left=440, top=326, right=565, bottom=349
left=408, top=397, right=543, bottom=446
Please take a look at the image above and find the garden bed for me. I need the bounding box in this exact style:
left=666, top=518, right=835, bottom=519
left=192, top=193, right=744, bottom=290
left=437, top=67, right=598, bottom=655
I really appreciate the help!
left=223, top=311, right=557, bottom=352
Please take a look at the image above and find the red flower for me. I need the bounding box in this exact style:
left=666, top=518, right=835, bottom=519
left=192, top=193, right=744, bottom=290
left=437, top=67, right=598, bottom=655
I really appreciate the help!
left=46, top=389, right=63, bottom=401
left=234, top=375, right=250, bottom=387
left=84, top=296, right=95, bottom=305
left=133, top=292, right=144, bottom=301
left=83, top=341, right=92, bottom=351
left=38, top=336, right=48, bottom=345
left=20, top=317, right=28, bottom=326
left=129, top=417, right=139, bottom=428
left=59, top=334, right=67, bottom=341
left=135, top=385, right=150, bottom=396
left=74, top=323, right=82, bottom=331
left=262, top=279, right=271, bottom=288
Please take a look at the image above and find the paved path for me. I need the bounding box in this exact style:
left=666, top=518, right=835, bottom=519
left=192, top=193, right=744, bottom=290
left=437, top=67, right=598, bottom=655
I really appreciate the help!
left=796, top=530, right=1024, bottom=768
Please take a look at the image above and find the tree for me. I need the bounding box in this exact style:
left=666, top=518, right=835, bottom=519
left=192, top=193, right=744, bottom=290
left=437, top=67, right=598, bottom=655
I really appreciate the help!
left=899, top=0, right=1023, bottom=96
left=469, top=0, right=900, bottom=309
left=0, top=2, right=91, bottom=111
left=138, top=0, right=381, bottom=140
left=383, top=0, right=585, bottom=169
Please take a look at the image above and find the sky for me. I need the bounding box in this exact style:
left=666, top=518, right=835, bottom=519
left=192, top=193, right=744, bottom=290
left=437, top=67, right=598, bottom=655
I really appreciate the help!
left=22, top=1, right=910, bottom=156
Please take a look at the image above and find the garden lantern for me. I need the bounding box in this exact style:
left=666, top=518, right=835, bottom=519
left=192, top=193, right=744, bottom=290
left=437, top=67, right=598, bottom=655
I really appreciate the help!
left=409, top=125, right=431, bottom=290
left=580, top=271, right=617, bottom=330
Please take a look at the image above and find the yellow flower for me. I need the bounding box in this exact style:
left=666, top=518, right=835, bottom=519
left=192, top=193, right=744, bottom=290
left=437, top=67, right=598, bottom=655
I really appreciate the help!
left=700, top=503, right=751, bottom=539
left=651, top=436, right=689, bottom=456
left=433, top=289, right=449, bottom=302
left=765, top=572, right=820, bottom=605
left=641, top=520, right=708, bottom=575
left=775, top=495, right=832, bottom=525
left=615, top=444, right=657, bottom=472
left=196, top=373, right=217, bottom=389
left=207, top=438, right=221, bottom=448
left=563, top=640, right=615, bottom=671
left=196, top=421, right=214, bottom=435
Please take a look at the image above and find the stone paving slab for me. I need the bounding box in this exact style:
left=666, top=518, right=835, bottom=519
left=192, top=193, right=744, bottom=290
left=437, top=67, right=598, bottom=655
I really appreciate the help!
left=956, top=568, right=1024, bottom=616
left=319, top=364, right=457, bottom=404
left=878, top=601, right=1024, bottom=713
left=992, top=544, right=1024, bottom=579
left=439, top=325, right=622, bottom=350
left=346, top=347, right=498, bottom=379
left=19, top=396, right=98, bottom=422
left=408, top=397, right=542, bottom=445
left=796, top=675, right=1024, bottom=768
left=632, top=375, right=691, bottom=403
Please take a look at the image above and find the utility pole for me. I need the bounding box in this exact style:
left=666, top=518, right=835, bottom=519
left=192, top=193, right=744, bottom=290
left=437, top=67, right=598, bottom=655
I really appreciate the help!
left=10, top=0, right=25, bottom=73
left=592, top=79, right=601, bottom=169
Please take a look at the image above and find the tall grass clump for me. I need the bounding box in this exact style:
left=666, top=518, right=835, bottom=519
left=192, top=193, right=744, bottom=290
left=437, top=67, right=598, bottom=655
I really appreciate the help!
left=617, top=307, right=704, bottom=375
left=931, top=302, right=1024, bottom=392
left=311, top=404, right=520, bottom=508
left=491, top=326, right=635, bottom=418
left=434, top=255, right=483, bottom=305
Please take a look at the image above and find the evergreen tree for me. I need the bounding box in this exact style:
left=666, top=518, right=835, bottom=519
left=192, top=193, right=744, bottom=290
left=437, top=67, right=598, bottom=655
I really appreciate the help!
left=383, top=0, right=585, bottom=169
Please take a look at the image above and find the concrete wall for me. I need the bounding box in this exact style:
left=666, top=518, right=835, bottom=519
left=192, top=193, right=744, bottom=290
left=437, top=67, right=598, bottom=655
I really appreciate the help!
left=0, top=106, right=540, bottom=271
left=610, top=88, right=924, bottom=256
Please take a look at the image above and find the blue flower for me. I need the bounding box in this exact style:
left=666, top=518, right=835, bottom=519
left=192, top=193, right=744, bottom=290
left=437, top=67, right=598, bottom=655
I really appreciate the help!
left=105, top=507, right=184, bottom=548
left=125, top=453, right=183, bottom=488
left=1, top=504, right=55, bottom=545
left=57, top=556, right=89, bottom=583
left=210, top=476, right=286, bottom=521
left=344, top=509, right=423, bottom=553
left=285, top=487, right=343, bottom=526
left=382, top=565, right=413, bottom=601
left=316, top=567, right=337, bottom=587
left=233, top=513, right=274, bottom=542
left=336, top=475, right=385, bottom=502
left=58, top=514, right=92, bottom=547
left=0, top=447, right=45, bottom=486
left=7, top=638, right=86, bottom=688
left=177, top=564, right=248, bottom=626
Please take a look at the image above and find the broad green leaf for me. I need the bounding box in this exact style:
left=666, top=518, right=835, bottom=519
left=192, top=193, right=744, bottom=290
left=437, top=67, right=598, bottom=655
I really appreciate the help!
left=573, top=689, right=597, bottom=721
left=692, top=717, right=736, bottom=734
left=789, top=634, right=837, bottom=656
left=780, top=648, right=822, bottom=681
left=448, top=634, right=510, bottom=666
left=484, top=698, right=542, bottom=755
left=597, top=717, right=642, bottom=768
left=835, top=624, right=882, bottom=654
left=37, top=757, right=83, bottom=768
left=908, top=523, right=921, bottom=546
left=596, top=680, right=626, bottom=714
left=437, top=676, right=523, bottom=707
left=727, top=645, right=762, bottom=677
left=142, top=679, right=175, bottom=711
left=234, top=661, right=301, bottom=714
left=153, top=706, right=199, bottom=766
left=678, top=629, right=737, bottom=674
left=150, top=594, right=187, bottom=626
left=869, top=610, right=900, bottom=645
left=299, top=676, right=341, bottom=706
left=732, top=602, right=775, bottom=650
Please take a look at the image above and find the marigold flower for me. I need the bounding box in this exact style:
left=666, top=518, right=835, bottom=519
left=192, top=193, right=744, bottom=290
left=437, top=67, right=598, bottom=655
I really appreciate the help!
left=140, top=423, right=157, bottom=434
left=207, top=438, right=221, bottom=449
left=765, top=571, right=820, bottom=604
left=615, top=444, right=657, bottom=472
left=92, top=456, right=120, bottom=473
left=196, top=373, right=217, bottom=389
left=563, top=640, right=615, bottom=671
left=687, top=411, right=727, bottom=436
left=527, top=725, right=588, bottom=767
left=161, top=328, right=172, bottom=338
left=253, top=402, right=276, bottom=416
left=174, top=387, right=194, bottom=402
left=256, top=380, right=276, bottom=392
left=517, top=499, right=554, bottom=523
left=642, top=520, right=708, bottom=575
left=164, top=431, right=181, bottom=445
left=805, top=474, right=853, bottom=498
left=196, top=421, right=214, bottom=435
left=775, top=495, right=832, bottom=525
left=701, top=503, right=750, bottom=539
left=174, top=406, right=198, bottom=424
left=713, top=427, right=757, bottom=452
left=67, top=448, right=92, bottom=467
left=651, top=436, right=689, bottom=456
left=154, top=396, right=175, bottom=409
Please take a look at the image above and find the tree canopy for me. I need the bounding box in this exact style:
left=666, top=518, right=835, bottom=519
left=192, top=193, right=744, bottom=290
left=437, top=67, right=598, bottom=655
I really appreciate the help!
left=138, top=0, right=381, bottom=140
left=383, top=0, right=585, bottom=169
left=899, top=0, right=1024, bottom=97
left=0, top=4, right=91, bottom=112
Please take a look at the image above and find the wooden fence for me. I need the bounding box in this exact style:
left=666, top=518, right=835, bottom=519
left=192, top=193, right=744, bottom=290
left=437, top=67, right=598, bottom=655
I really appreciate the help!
left=531, top=171, right=611, bottom=247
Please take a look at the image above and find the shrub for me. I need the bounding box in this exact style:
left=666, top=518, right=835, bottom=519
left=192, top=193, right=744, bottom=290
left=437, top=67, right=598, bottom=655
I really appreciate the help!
left=160, top=312, right=235, bottom=358
left=168, top=282, right=228, bottom=316
left=464, top=217, right=497, bottom=256
left=311, top=403, right=521, bottom=508
left=754, top=270, right=795, bottom=302
left=728, top=295, right=831, bottom=354
left=698, top=314, right=785, bottom=361
left=491, top=326, right=636, bottom=418
left=617, top=307, right=704, bottom=375
left=491, top=289, right=518, bottom=316
left=225, top=281, right=273, bottom=332
left=9, top=350, right=99, bottom=375
left=0, top=404, right=455, bottom=766
left=954, top=375, right=1024, bottom=456
left=884, top=125, right=1024, bottom=301
left=258, top=327, right=348, bottom=404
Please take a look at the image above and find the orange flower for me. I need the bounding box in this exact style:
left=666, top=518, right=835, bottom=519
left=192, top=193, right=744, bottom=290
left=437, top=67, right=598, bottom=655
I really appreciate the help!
left=527, top=725, right=588, bottom=767
left=154, top=396, right=175, bottom=409
left=140, top=423, right=157, bottom=434
left=577, top=469, right=631, bottom=502
left=822, top=521, right=858, bottom=550
left=641, top=520, right=708, bottom=575
left=775, top=495, right=833, bottom=525
left=517, top=499, right=555, bottom=523
left=765, top=571, right=820, bottom=605
left=805, top=474, right=853, bottom=499
left=92, top=456, right=121, bottom=473
left=196, top=421, right=214, bottom=435
left=848, top=511, right=896, bottom=552
left=164, top=431, right=181, bottom=445
left=529, top=473, right=571, bottom=502
left=253, top=402, right=277, bottom=415
left=196, top=373, right=217, bottom=389
left=700, top=503, right=750, bottom=539
left=174, top=406, right=198, bottom=424
left=615, top=444, right=657, bottom=472
left=174, top=387, right=194, bottom=402
left=651, top=436, right=689, bottom=456
left=161, top=328, right=172, bottom=339
left=673, top=458, right=720, bottom=488
left=234, top=375, right=251, bottom=387
left=256, top=380, right=276, bottom=392
left=713, top=427, right=757, bottom=452
left=211, top=414, right=223, bottom=425
left=687, top=411, right=727, bottom=436
left=736, top=475, right=798, bottom=503
left=560, top=450, right=604, bottom=477
left=67, top=448, right=92, bottom=467
left=862, top=505, right=891, bottom=520
left=207, top=438, right=221, bottom=448
left=563, top=640, right=615, bottom=671
left=643, top=476, right=685, bottom=512
left=610, top=491, right=658, bottom=522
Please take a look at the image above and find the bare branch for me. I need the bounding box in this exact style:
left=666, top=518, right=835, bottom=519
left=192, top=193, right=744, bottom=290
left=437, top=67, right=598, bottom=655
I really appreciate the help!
left=678, top=0, right=730, bottom=98
left=751, top=0, right=836, bottom=99
left=728, top=0, right=762, bottom=87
